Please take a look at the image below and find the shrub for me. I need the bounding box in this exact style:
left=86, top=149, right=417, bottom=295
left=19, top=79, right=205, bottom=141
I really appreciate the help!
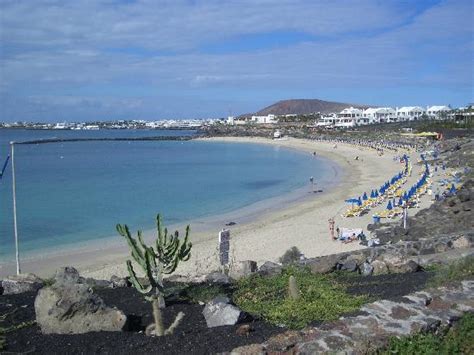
left=279, top=246, right=302, bottom=265
left=233, top=266, right=367, bottom=329
left=181, top=284, right=227, bottom=304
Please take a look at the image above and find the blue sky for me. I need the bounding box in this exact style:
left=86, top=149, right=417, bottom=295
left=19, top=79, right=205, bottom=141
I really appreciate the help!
left=0, top=0, right=473, bottom=121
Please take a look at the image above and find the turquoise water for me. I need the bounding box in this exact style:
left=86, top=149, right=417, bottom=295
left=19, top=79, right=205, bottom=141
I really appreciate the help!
left=0, top=129, right=335, bottom=261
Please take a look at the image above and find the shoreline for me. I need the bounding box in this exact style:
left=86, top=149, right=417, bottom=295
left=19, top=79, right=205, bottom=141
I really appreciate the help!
left=0, top=137, right=407, bottom=278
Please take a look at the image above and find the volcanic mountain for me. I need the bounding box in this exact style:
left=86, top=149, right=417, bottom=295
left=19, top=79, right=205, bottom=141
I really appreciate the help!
left=253, top=99, right=372, bottom=116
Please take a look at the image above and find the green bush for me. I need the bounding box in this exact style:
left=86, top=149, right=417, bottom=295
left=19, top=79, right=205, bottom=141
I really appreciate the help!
left=381, top=313, right=474, bottom=354
left=279, top=246, right=302, bottom=265
left=233, top=266, right=367, bottom=329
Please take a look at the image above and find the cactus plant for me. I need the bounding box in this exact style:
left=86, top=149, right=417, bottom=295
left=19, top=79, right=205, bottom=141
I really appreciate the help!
left=116, top=214, right=192, bottom=336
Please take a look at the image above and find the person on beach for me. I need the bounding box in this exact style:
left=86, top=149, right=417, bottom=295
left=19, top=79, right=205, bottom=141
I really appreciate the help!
left=310, top=176, right=317, bottom=193
left=343, top=233, right=357, bottom=244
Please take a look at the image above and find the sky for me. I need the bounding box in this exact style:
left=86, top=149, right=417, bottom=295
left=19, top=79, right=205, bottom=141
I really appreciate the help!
left=0, top=0, right=473, bottom=122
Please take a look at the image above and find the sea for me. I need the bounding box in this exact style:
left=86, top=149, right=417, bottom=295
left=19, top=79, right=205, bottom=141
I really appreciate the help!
left=0, top=129, right=336, bottom=262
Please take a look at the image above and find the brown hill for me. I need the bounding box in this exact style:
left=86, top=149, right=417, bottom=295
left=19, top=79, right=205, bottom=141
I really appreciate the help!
left=254, top=99, right=372, bottom=116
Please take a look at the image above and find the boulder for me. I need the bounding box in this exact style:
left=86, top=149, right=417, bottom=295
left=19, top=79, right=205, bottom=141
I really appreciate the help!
left=110, top=275, right=130, bottom=288
left=54, top=266, right=114, bottom=288
left=35, top=269, right=126, bottom=334
left=305, top=254, right=343, bottom=274
left=371, top=260, right=389, bottom=275
left=84, top=277, right=113, bottom=288
left=453, top=236, right=471, bottom=249
left=393, top=260, right=421, bottom=274
left=202, top=297, right=243, bottom=328
left=229, top=260, right=257, bottom=280
left=205, top=272, right=231, bottom=284
left=340, top=259, right=358, bottom=272
left=360, top=262, right=374, bottom=276
left=1, top=273, right=44, bottom=295
left=258, top=261, right=283, bottom=276
left=54, top=266, right=82, bottom=285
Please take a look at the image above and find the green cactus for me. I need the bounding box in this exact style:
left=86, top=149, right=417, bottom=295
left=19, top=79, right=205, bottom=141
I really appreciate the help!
left=117, top=214, right=192, bottom=336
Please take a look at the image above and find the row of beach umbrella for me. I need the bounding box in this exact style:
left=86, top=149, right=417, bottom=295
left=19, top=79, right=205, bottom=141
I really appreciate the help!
left=345, top=156, right=411, bottom=209
left=393, top=155, right=432, bottom=208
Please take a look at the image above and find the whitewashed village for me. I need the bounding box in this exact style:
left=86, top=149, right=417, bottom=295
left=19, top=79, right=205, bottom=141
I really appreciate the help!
left=229, top=104, right=473, bottom=128
left=1, top=103, right=473, bottom=131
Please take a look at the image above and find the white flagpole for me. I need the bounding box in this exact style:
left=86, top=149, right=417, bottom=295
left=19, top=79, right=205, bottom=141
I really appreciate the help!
left=10, top=141, right=21, bottom=275
left=403, top=204, right=408, bottom=230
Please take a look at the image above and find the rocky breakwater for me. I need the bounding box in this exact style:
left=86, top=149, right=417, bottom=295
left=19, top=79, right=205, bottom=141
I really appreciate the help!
left=299, top=232, right=473, bottom=277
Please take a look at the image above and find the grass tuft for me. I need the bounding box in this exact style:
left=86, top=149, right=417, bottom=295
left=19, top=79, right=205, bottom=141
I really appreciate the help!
left=179, top=283, right=228, bottom=304
left=233, top=266, right=368, bottom=329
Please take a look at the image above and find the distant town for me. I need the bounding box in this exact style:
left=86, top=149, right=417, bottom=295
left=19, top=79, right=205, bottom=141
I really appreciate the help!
left=1, top=103, right=472, bottom=130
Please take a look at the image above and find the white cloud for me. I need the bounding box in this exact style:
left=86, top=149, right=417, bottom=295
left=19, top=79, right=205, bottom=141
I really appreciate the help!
left=0, top=0, right=472, bottom=120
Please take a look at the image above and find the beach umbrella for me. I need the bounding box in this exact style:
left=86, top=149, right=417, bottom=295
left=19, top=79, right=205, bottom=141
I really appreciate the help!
left=345, top=198, right=359, bottom=206
left=450, top=184, right=456, bottom=194
left=387, top=201, right=393, bottom=210
left=363, top=192, right=368, bottom=200
left=398, top=197, right=404, bottom=206
left=358, top=197, right=362, bottom=205
left=375, top=189, right=379, bottom=197
left=370, top=190, right=375, bottom=198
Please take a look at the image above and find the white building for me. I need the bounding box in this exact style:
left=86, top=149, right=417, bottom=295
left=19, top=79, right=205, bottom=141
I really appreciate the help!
left=426, top=105, right=451, bottom=119
left=334, top=107, right=363, bottom=128
left=251, top=114, right=277, bottom=124
left=317, top=113, right=337, bottom=127
left=53, top=122, right=68, bottom=129
left=363, top=107, right=397, bottom=124
left=396, top=106, right=425, bottom=121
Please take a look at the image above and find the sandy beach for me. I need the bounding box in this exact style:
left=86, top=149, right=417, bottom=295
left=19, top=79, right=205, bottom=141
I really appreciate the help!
left=0, top=137, right=431, bottom=279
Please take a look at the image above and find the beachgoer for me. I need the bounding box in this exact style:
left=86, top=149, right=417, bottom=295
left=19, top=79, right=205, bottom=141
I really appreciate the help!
left=344, top=233, right=357, bottom=244
left=328, top=218, right=335, bottom=240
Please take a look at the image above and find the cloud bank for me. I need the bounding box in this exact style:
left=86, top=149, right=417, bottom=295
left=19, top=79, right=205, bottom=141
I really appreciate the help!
left=1, top=0, right=472, bottom=121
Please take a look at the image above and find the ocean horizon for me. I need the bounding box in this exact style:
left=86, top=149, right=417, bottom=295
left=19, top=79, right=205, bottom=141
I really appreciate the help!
left=0, top=129, right=336, bottom=262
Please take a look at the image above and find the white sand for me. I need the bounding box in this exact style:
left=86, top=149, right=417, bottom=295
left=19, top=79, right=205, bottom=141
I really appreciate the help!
left=1, top=137, right=433, bottom=279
